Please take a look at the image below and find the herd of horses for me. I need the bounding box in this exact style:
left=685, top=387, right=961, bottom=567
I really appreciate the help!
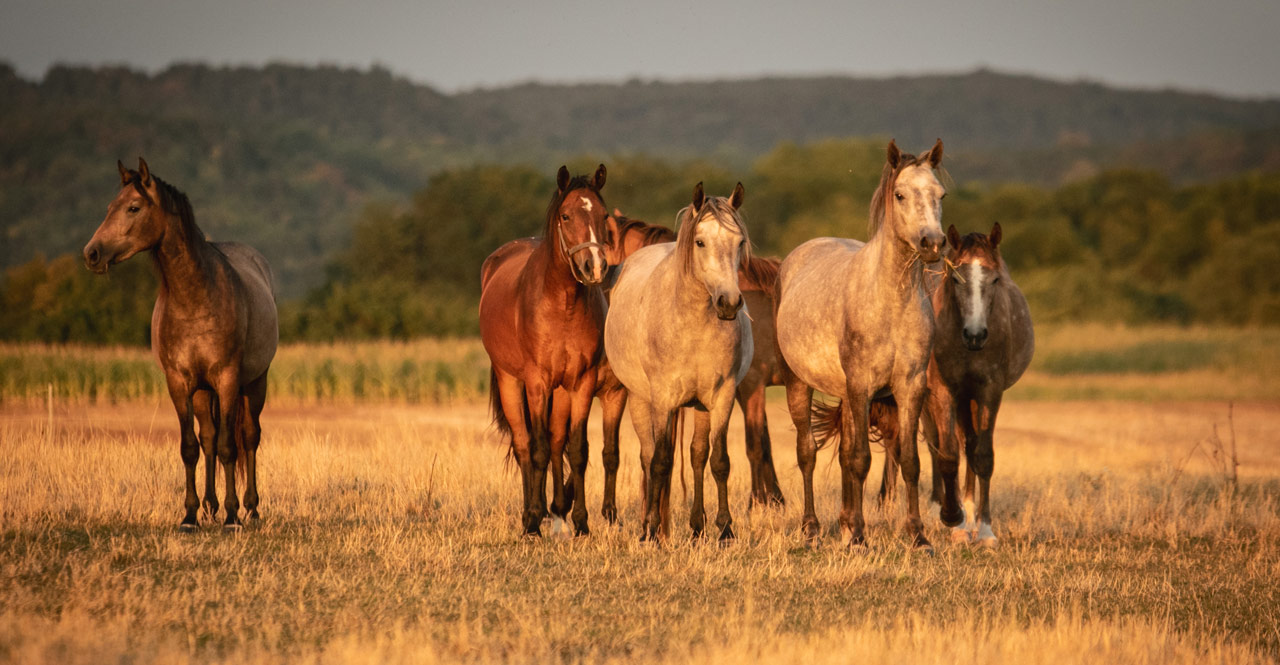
left=83, top=140, right=1033, bottom=550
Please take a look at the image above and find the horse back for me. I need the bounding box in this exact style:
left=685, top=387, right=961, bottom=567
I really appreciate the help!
left=212, top=241, right=279, bottom=382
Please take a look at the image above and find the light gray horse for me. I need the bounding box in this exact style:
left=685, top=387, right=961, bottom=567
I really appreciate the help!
left=774, top=140, right=946, bottom=549
left=604, top=182, right=753, bottom=541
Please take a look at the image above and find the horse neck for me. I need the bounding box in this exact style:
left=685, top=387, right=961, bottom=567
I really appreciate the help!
left=151, top=212, right=219, bottom=305
left=528, top=233, right=585, bottom=301
left=864, top=227, right=929, bottom=302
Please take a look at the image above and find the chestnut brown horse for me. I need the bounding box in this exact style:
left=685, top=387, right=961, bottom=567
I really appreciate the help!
left=879, top=223, right=1034, bottom=547
left=480, top=164, right=609, bottom=536
left=83, top=159, right=278, bottom=531
left=601, top=212, right=786, bottom=511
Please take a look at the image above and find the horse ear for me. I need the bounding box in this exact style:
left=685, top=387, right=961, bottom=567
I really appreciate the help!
left=593, top=163, right=607, bottom=190
left=989, top=222, right=1002, bottom=248
left=117, top=160, right=129, bottom=186
left=925, top=138, right=944, bottom=168
left=946, top=224, right=961, bottom=252
left=556, top=165, right=570, bottom=193
left=691, top=181, right=705, bottom=213
left=605, top=215, right=620, bottom=248
left=730, top=182, right=745, bottom=210
left=137, top=158, right=152, bottom=186
left=886, top=139, right=901, bottom=169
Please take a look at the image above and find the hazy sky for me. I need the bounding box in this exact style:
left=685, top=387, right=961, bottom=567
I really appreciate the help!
left=2, top=0, right=1277, bottom=98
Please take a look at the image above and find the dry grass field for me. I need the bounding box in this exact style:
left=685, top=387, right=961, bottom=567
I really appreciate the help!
left=2, top=390, right=1278, bottom=663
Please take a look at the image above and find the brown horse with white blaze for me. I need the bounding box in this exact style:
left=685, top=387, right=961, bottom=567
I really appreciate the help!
left=83, top=159, right=278, bottom=531
left=480, top=164, right=609, bottom=537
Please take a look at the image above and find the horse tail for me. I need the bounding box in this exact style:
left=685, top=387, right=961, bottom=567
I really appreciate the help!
left=811, top=395, right=901, bottom=454
left=488, top=366, right=517, bottom=460
left=868, top=396, right=899, bottom=454
left=809, top=396, right=843, bottom=451
left=739, top=255, right=781, bottom=296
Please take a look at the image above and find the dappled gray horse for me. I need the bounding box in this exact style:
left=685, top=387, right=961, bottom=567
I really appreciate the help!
left=774, top=140, right=947, bottom=549
left=604, top=183, right=753, bottom=541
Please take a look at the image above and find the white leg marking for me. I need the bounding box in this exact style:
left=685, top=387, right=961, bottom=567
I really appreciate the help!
left=976, top=520, right=997, bottom=547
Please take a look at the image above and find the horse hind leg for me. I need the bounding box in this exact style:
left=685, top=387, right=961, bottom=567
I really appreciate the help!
left=785, top=375, right=819, bottom=544
left=170, top=386, right=200, bottom=531
left=494, top=369, right=540, bottom=536
left=240, top=372, right=268, bottom=521
left=738, top=384, right=784, bottom=508
left=565, top=377, right=596, bottom=536
left=213, top=375, right=244, bottom=530
left=598, top=387, right=626, bottom=524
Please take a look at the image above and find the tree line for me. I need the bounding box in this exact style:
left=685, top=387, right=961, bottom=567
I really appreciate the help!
left=3, top=138, right=1277, bottom=345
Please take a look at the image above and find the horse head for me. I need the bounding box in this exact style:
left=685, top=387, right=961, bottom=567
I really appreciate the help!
left=872, top=139, right=947, bottom=263
left=84, top=158, right=169, bottom=274
left=946, top=222, right=1004, bottom=350
left=679, top=182, right=749, bottom=320
left=552, top=164, right=609, bottom=286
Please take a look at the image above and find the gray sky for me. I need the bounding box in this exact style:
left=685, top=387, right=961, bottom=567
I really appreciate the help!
left=2, top=0, right=1278, bottom=98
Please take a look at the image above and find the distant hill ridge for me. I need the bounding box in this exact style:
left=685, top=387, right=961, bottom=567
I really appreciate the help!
left=2, top=61, right=1278, bottom=296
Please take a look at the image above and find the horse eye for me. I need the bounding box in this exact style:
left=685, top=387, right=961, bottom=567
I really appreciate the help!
left=894, top=192, right=904, bottom=201
left=560, top=213, right=569, bottom=221
left=128, top=206, right=140, bottom=214
left=695, top=239, right=705, bottom=248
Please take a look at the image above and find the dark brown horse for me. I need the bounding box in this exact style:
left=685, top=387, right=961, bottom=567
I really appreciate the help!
left=879, top=223, right=1034, bottom=547
left=83, top=159, right=278, bottom=531
left=600, top=212, right=786, bottom=513
left=480, top=164, right=609, bottom=536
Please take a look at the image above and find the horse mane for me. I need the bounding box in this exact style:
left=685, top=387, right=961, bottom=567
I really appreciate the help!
left=615, top=215, right=676, bottom=245
left=543, top=173, right=606, bottom=240
left=123, top=168, right=205, bottom=245
left=675, top=196, right=752, bottom=278
left=739, top=255, right=781, bottom=294
left=867, top=151, right=951, bottom=239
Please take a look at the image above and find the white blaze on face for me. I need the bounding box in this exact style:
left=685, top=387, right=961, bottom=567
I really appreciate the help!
left=964, top=260, right=987, bottom=331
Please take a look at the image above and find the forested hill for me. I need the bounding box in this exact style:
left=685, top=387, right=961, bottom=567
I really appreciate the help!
left=3, top=61, right=1279, bottom=297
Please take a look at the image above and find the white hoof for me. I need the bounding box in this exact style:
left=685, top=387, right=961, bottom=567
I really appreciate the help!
left=950, top=527, right=974, bottom=544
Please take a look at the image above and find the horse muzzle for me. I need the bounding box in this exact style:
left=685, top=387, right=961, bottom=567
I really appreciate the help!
left=918, top=231, right=945, bottom=263
left=714, top=293, right=743, bottom=320
left=963, top=326, right=988, bottom=351
left=572, top=251, right=608, bottom=286
left=83, top=242, right=110, bottom=274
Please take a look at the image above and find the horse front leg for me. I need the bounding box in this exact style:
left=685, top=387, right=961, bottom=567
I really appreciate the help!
left=785, top=375, right=819, bottom=543
left=213, top=374, right=243, bottom=530
left=525, top=384, right=554, bottom=535
left=971, top=391, right=1002, bottom=547
left=707, top=390, right=737, bottom=541
left=193, top=389, right=219, bottom=521
left=838, top=388, right=872, bottom=549
left=168, top=382, right=200, bottom=531
left=892, top=374, right=931, bottom=550
left=688, top=409, right=711, bottom=537
left=566, top=375, right=596, bottom=536
left=547, top=387, right=573, bottom=533
left=923, top=382, right=964, bottom=530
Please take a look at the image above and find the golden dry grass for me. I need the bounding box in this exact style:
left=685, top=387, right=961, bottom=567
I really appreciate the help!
left=1, top=397, right=1278, bottom=664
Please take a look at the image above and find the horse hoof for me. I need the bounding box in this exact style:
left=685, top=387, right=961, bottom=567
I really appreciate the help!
left=939, top=506, right=965, bottom=528
left=222, top=522, right=243, bottom=534
left=977, top=536, right=999, bottom=549
left=847, top=534, right=868, bottom=551
left=247, top=509, right=261, bottom=521
left=950, top=528, right=974, bottom=544
left=602, top=507, right=618, bottom=525
left=718, top=524, right=736, bottom=542
left=178, top=522, right=198, bottom=533
left=913, top=534, right=934, bottom=554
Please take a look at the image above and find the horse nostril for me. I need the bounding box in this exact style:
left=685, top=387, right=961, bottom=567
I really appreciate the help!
left=86, top=247, right=99, bottom=265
